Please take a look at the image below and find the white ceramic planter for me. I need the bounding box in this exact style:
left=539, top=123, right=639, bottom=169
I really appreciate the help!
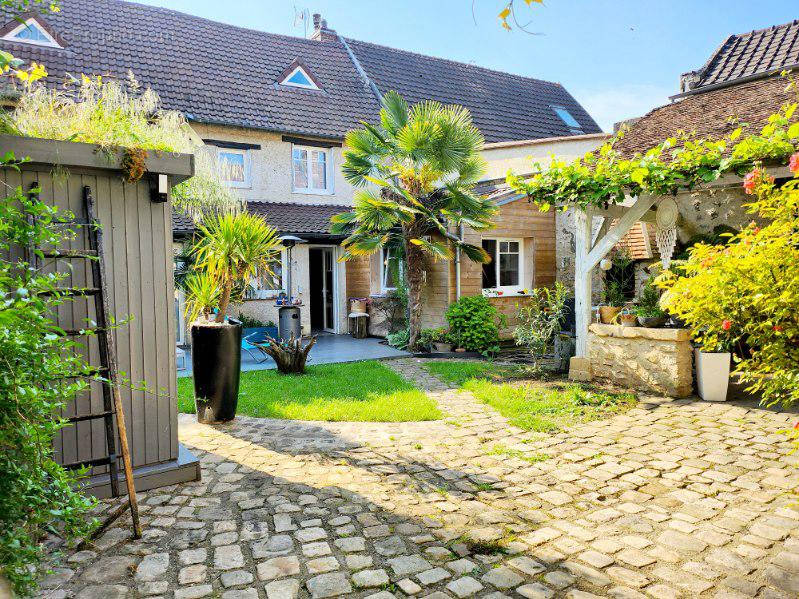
left=695, top=349, right=731, bottom=402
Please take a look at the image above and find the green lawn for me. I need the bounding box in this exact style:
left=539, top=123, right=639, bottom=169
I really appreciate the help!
left=178, top=360, right=441, bottom=422
left=425, top=360, right=635, bottom=432
left=424, top=360, right=540, bottom=387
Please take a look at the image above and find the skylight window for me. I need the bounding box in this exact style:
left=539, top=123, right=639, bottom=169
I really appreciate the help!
left=280, top=66, right=319, bottom=90
left=2, top=18, right=61, bottom=48
left=551, top=105, right=582, bottom=130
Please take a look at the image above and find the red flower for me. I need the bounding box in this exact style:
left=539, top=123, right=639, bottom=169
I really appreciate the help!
left=722, top=319, right=732, bottom=331
left=773, top=325, right=783, bottom=332
left=794, top=420, right=799, bottom=430
left=743, top=170, right=759, bottom=194
left=790, top=152, right=799, bottom=176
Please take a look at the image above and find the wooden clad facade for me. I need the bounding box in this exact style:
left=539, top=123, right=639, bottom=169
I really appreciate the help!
left=3, top=136, right=199, bottom=497
left=420, top=196, right=556, bottom=335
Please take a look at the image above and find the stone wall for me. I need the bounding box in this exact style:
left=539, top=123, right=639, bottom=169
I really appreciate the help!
left=586, top=324, right=693, bottom=397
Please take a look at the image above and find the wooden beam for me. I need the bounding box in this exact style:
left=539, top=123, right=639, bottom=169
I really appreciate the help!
left=585, top=194, right=658, bottom=272
left=595, top=204, right=657, bottom=224
left=574, top=206, right=593, bottom=357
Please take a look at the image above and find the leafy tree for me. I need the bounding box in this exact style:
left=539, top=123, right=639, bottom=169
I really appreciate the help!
left=334, top=91, right=497, bottom=350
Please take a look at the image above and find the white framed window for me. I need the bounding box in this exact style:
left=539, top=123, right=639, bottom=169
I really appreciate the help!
left=246, top=251, right=285, bottom=299
left=2, top=18, right=61, bottom=48
left=292, top=145, right=333, bottom=194
left=280, top=65, right=319, bottom=90
left=218, top=148, right=251, bottom=188
left=380, top=246, right=405, bottom=293
left=482, top=238, right=523, bottom=292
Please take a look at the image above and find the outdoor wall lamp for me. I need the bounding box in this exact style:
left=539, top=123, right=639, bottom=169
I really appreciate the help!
left=149, top=173, right=168, bottom=203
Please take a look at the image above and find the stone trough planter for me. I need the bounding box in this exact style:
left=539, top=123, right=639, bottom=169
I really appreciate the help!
left=585, top=323, right=693, bottom=397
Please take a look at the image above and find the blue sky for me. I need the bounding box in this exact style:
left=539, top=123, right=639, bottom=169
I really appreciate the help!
left=137, top=1, right=797, bottom=131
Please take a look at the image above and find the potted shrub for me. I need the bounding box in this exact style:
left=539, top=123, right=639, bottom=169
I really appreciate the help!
left=446, top=296, right=506, bottom=356
left=420, top=327, right=453, bottom=353
left=187, top=212, right=281, bottom=423
left=599, top=281, right=625, bottom=324
left=634, top=281, right=668, bottom=328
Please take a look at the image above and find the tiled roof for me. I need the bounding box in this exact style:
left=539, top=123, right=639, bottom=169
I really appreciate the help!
left=346, top=39, right=602, bottom=143
left=613, top=76, right=793, bottom=159
left=172, top=201, right=349, bottom=237
left=1, top=0, right=599, bottom=143
left=686, top=20, right=799, bottom=90
left=246, top=201, right=347, bottom=235
left=0, top=0, right=380, bottom=138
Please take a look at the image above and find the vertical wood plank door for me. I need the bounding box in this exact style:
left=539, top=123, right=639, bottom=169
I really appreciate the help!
left=27, top=168, right=178, bottom=473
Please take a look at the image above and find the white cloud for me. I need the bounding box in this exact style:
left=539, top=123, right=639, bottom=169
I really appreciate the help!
left=572, top=84, right=674, bottom=133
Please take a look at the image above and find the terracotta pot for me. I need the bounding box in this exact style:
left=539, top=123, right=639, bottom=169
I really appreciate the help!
left=599, top=306, right=622, bottom=324
left=619, top=313, right=638, bottom=327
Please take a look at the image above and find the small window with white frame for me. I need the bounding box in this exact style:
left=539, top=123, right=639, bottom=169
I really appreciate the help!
left=218, top=148, right=251, bottom=188
left=2, top=17, right=61, bottom=48
left=246, top=251, right=285, bottom=299
left=380, top=245, right=405, bottom=293
left=482, top=238, right=523, bottom=292
left=292, top=145, right=332, bottom=194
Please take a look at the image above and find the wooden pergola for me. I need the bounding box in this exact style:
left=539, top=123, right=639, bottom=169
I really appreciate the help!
left=570, top=165, right=791, bottom=361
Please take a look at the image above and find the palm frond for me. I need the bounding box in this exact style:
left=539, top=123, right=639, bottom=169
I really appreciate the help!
left=456, top=154, right=487, bottom=185
left=410, top=237, right=453, bottom=260
left=380, top=90, right=408, bottom=136
left=342, top=232, right=389, bottom=256
left=459, top=242, right=491, bottom=264
left=329, top=210, right=358, bottom=235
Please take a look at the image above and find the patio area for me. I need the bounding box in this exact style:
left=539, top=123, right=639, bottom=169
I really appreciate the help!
left=42, top=359, right=799, bottom=599
left=177, top=334, right=411, bottom=377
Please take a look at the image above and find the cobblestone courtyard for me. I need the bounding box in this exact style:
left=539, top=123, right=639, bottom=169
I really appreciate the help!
left=43, top=359, right=799, bottom=599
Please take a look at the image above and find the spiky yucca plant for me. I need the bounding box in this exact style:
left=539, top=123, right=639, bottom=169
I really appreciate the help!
left=192, top=212, right=281, bottom=323
left=333, top=91, right=497, bottom=350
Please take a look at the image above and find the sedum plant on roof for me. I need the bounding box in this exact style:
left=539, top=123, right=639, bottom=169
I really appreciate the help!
left=0, top=73, right=242, bottom=217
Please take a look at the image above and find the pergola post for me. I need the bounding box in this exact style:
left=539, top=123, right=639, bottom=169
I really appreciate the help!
left=572, top=194, right=659, bottom=359
left=574, top=206, right=593, bottom=357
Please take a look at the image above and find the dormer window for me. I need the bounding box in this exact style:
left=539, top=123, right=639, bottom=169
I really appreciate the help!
left=2, top=17, right=61, bottom=48
left=277, top=59, right=321, bottom=90
left=283, top=66, right=317, bottom=89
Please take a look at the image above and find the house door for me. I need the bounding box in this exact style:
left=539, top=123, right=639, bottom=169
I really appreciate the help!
left=309, top=247, right=336, bottom=332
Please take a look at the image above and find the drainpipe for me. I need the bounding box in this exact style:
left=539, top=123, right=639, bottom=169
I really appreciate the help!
left=455, top=224, right=463, bottom=300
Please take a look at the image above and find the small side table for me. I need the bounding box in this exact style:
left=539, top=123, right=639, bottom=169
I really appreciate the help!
left=349, top=312, right=369, bottom=339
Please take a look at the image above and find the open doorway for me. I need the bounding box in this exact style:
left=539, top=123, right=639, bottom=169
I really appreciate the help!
left=308, top=247, right=336, bottom=332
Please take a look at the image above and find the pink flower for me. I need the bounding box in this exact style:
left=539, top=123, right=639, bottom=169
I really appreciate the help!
left=743, top=170, right=759, bottom=194
left=722, top=319, right=732, bottom=331
left=790, top=152, right=799, bottom=176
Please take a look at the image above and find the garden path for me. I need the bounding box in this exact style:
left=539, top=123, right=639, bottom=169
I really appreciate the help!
left=43, top=358, right=799, bottom=599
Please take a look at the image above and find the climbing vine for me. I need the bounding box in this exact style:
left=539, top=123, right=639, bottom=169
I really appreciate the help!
left=507, top=74, right=799, bottom=210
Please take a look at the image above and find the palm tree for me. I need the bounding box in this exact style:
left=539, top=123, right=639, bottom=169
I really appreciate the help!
left=192, top=212, right=282, bottom=323
left=333, top=91, right=497, bottom=350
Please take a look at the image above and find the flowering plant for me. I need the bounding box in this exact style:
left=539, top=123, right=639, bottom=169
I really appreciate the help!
left=657, top=160, right=799, bottom=406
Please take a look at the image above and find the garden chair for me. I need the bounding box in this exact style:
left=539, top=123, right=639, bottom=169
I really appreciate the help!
left=242, top=330, right=270, bottom=363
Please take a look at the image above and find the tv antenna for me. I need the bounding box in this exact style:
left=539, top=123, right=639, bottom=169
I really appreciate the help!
left=293, top=6, right=310, bottom=38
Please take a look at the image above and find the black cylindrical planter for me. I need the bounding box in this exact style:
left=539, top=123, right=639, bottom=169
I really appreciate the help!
left=191, top=322, right=242, bottom=424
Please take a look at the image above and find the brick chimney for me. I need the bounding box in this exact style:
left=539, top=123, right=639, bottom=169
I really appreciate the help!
left=310, top=13, right=337, bottom=42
